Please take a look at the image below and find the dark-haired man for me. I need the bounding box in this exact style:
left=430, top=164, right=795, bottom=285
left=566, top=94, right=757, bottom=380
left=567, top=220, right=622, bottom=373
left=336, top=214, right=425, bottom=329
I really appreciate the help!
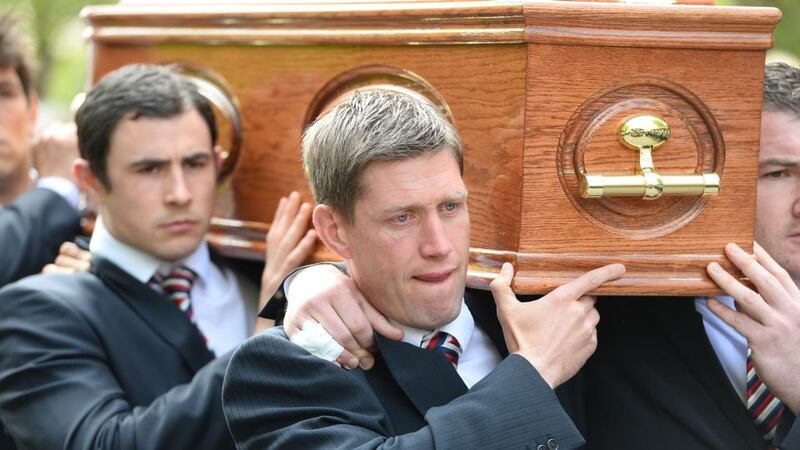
left=0, top=14, right=81, bottom=285
left=0, top=64, right=316, bottom=449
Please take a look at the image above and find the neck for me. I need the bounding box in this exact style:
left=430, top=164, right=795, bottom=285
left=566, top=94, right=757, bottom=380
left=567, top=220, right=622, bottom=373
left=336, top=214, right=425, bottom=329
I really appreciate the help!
left=0, top=165, right=34, bottom=205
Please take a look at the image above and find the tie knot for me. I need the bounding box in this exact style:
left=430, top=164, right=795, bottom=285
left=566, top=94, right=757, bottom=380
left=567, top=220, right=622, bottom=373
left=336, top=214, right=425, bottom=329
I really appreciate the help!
left=149, top=266, right=197, bottom=320
left=159, top=265, right=196, bottom=293
left=421, top=331, right=462, bottom=367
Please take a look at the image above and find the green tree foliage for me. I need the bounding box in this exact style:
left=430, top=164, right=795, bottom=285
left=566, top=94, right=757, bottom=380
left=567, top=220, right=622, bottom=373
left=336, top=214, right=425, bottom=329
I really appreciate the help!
left=1, top=0, right=114, bottom=108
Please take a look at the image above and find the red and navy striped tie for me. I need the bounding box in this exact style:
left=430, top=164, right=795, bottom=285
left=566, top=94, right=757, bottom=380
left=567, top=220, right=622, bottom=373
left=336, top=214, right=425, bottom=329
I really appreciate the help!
left=150, top=266, right=198, bottom=323
left=421, top=331, right=462, bottom=367
left=747, top=348, right=784, bottom=448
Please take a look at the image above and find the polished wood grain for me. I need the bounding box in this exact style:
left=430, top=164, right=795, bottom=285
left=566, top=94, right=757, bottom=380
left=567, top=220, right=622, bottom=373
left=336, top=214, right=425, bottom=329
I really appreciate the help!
left=82, top=0, right=780, bottom=295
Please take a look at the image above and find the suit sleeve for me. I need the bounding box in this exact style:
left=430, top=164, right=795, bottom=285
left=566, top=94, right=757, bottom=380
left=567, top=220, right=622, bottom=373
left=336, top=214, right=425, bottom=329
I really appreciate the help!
left=0, top=188, right=80, bottom=286
left=223, top=329, right=584, bottom=450
left=0, top=279, right=233, bottom=450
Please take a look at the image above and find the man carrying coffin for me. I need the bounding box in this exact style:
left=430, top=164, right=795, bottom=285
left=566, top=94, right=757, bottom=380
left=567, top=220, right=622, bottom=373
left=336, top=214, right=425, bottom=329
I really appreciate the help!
left=222, top=89, right=625, bottom=449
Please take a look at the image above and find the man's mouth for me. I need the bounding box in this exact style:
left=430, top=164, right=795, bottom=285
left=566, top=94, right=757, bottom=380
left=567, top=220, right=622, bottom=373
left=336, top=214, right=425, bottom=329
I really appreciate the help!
left=413, top=269, right=455, bottom=283
left=161, top=219, right=197, bottom=233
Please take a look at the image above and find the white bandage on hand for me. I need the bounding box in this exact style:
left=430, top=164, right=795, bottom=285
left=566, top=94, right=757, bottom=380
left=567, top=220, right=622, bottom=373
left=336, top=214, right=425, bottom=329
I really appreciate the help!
left=289, top=320, right=344, bottom=362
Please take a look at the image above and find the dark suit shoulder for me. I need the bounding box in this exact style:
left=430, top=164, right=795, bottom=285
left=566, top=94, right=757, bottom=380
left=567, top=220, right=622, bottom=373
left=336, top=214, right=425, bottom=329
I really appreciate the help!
left=225, top=326, right=377, bottom=399
left=0, top=271, right=236, bottom=450
left=223, top=327, right=395, bottom=449
left=0, top=272, right=107, bottom=314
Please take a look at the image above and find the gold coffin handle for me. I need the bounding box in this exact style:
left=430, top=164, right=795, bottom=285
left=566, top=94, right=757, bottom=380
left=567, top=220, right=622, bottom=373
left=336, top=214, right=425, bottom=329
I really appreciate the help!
left=580, top=115, right=720, bottom=200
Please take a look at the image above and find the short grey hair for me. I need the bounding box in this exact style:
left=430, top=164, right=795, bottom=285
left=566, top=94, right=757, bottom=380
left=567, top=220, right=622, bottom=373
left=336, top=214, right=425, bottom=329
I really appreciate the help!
left=301, top=89, right=463, bottom=222
left=764, top=62, right=800, bottom=115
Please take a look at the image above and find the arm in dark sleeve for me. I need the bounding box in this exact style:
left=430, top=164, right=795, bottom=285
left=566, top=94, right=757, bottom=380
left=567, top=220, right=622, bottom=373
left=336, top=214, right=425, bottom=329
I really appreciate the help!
left=0, top=188, right=80, bottom=285
left=0, top=279, right=233, bottom=450
left=222, top=328, right=584, bottom=450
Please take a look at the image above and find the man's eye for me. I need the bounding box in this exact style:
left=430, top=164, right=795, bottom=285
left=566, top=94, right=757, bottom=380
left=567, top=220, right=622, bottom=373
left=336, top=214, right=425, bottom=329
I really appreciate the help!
left=0, top=86, right=20, bottom=98
left=186, top=159, right=208, bottom=169
left=393, top=213, right=410, bottom=224
left=138, top=165, right=160, bottom=174
left=763, top=170, right=789, bottom=179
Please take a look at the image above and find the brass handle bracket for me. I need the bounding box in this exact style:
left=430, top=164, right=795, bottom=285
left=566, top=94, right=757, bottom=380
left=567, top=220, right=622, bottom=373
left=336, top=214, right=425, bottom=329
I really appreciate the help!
left=580, top=115, right=720, bottom=200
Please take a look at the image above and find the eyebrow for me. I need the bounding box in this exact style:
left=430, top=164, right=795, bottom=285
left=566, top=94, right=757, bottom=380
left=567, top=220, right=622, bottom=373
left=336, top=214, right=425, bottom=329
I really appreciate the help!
left=380, top=191, right=468, bottom=215
left=759, top=158, right=800, bottom=167
left=129, top=151, right=212, bottom=169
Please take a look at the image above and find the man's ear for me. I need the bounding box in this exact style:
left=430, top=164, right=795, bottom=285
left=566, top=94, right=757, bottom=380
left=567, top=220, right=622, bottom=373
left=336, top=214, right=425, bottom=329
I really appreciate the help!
left=312, top=204, right=352, bottom=259
left=73, top=158, right=103, bottom=200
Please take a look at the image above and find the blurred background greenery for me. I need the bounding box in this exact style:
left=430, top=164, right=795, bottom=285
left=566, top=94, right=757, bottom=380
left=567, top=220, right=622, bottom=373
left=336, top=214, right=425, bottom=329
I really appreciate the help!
left=0, top=0, right=798, bottom=123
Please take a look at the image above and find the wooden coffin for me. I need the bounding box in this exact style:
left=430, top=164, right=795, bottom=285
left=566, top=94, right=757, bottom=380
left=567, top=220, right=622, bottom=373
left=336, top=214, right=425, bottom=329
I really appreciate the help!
left=81, top=0, right=781, bottom=295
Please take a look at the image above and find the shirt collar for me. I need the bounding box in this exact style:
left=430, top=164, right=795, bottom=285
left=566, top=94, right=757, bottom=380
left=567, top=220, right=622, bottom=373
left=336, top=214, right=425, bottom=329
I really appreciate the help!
left=392, top=299, right=474, bottom=353
left=89, top=215, right=210, bottom=285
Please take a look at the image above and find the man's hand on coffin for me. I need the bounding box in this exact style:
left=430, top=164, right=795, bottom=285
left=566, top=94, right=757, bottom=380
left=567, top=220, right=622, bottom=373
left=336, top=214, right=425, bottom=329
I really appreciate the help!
left=490, top=262, right=625, bottom=389
left=284, top=263, right=404, bottom=370
left=707, top=242, right=800, bottom=415
left=259, top=191, right=318, bottom=309
left=42, top=241, right=92, bottom=274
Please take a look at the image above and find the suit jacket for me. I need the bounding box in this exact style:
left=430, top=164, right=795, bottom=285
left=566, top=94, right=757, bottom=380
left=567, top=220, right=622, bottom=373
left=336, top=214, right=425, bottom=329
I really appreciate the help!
left=222, top=288, right=585, bottom=450
left=0, top=187, right=80, bottom=286
left=581, top=297, right=799, bottom=450
left=0, top=254, right=260, bottom=450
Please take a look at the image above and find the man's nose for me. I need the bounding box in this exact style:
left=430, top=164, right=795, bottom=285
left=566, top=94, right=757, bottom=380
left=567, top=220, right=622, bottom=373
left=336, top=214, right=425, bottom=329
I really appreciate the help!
left=165, top=167, right=192, bottom=206
left=419, top=215, right=454, bottom=258
left=793, top=180, right=800, bottom=218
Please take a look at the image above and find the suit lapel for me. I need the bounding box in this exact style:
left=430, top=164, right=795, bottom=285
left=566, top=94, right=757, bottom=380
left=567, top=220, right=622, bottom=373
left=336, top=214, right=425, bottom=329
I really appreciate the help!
left=652, top=298, right=765, bottom=450
left=375, top=333, right=467, bottom=417
left=92, top=256, right=214, bottom=373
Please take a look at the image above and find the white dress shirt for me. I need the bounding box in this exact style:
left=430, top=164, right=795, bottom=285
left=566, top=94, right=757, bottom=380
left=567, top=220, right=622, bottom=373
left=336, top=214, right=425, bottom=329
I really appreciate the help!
left=695, top=296, right=747, bottom=403
left=90, top=216, right=253, bottom=356
left=392, top=301, right=503, bottom=389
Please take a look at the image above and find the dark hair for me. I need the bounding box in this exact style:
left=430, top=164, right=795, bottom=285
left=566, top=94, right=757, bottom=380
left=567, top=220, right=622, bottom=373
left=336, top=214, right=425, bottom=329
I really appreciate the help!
left=763, top=62, right=800, bottom=115
left=0, top=14, right=35, bottom=100
left=75, top=64, right=217, bottom=189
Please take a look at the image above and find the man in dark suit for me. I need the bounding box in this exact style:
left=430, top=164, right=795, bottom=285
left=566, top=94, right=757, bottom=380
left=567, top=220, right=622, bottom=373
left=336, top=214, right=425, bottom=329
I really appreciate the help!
left=0, top=64, right=316, bottom=449
left=222, top=89, right=625, bottom=449
left=0, top=15, right=81, bottom=285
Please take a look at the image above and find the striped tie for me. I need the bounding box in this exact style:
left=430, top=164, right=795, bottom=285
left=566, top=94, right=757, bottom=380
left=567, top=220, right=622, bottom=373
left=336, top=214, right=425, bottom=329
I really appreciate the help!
left=150, top=266, right=198, bottom=323
left=746, top=348, right=785, bottom=446
left=421, top=331, right=462, bottom=367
